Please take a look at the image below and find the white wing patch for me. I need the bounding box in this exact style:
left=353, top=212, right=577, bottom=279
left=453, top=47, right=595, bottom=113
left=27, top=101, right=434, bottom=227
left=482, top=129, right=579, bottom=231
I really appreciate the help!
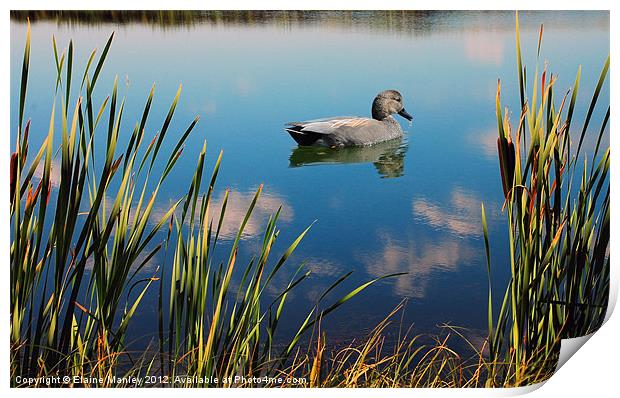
left=330, top=118, right=370, bottom=128
left=299, top=118, right=372, bottom=135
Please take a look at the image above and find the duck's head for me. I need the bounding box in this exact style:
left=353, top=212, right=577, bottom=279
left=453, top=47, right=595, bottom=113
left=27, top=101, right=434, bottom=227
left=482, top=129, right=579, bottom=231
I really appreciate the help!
left=371, top=90, right=413, bottom=122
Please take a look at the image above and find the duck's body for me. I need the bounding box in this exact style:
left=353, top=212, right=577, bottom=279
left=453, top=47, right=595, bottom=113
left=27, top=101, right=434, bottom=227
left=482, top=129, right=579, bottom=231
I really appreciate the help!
left=285, top=90, right=412, bottom=147
left=285, top=115, right=404, bottom=147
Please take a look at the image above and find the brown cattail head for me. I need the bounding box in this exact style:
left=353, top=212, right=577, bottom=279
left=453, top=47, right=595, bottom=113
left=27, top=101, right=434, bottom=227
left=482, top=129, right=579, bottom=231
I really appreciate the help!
left=10, top=152, right=18, bottom=203
left=497, top=137, right=516, bottom=199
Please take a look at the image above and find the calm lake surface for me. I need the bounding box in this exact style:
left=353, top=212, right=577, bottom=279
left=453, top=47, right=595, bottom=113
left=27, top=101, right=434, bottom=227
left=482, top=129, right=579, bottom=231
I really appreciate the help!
left=10, top=11, right=609, bottom=350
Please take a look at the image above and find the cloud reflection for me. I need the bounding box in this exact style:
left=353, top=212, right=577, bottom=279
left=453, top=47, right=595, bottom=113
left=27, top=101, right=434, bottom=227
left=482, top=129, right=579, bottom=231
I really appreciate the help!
left=150, top=187, right=294, bottom=241
left=467, top=128, right=499, bottom=159
left=209, top=188, right=294, bottom=239
left=362, top=232, right=475, bottom=298
left=413, top=188, right=492, bottom=238
left=33, top=158, right=61, bottom=188
left=463, top=31, right=505, bottom=66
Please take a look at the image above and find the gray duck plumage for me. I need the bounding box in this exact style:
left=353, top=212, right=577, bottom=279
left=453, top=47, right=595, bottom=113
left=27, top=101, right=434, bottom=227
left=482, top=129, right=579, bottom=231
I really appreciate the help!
left=285, top=90, right=413, bottom=147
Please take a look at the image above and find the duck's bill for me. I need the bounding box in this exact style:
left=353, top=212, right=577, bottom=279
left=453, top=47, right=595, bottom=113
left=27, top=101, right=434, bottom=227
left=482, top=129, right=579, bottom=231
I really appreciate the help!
left=398, top=108, right=413, bottom=121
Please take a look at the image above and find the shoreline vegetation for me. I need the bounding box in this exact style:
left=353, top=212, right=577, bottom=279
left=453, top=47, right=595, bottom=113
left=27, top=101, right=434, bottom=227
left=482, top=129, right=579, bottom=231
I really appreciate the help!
left=10, top=10, right=608, bottom=34
left=482, top=13, right=609, bottom=386
left=10, top=12, right=609, bottom=387
left=9, top=10, right=486, bottom=34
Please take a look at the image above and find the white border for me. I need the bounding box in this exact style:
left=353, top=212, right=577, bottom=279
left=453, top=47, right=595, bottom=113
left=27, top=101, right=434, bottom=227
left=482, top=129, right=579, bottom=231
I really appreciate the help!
left=1, top=1, right=616, bottom=397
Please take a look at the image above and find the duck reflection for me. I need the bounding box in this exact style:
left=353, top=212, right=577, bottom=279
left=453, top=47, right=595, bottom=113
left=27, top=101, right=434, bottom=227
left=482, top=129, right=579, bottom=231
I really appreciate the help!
left=289, top=138, right=408, bottom=178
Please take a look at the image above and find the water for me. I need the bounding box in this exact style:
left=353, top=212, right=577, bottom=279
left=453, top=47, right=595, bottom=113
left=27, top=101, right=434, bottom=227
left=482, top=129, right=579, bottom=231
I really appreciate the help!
left=10, top=11, right=609, bottom=350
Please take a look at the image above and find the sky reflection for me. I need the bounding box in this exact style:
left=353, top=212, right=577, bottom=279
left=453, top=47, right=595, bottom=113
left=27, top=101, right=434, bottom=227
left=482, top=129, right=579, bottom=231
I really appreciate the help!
left=10, top=11, right=609, bottom=348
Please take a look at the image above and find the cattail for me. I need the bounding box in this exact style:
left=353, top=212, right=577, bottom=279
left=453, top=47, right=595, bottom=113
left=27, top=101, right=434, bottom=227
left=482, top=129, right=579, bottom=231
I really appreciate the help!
left=310, top=332, right=325, bottom=387
left=10, top=152, right=18, bottom=203
left=497, top=134, right=515, bottom=199
left=496, top=80, right=516, bottom=200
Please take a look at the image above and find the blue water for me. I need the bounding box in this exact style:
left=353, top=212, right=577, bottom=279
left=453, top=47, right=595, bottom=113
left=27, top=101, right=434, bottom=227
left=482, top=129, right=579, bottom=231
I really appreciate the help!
left=10, top=11, right=609, bottom=349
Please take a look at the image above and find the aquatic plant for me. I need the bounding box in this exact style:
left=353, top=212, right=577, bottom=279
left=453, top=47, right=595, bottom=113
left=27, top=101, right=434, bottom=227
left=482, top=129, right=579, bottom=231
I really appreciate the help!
left=163, top=148, right=402, bottom=385
left=9, top=20, right=201, bottom=382
left=483, top=12, right=610, bottom=386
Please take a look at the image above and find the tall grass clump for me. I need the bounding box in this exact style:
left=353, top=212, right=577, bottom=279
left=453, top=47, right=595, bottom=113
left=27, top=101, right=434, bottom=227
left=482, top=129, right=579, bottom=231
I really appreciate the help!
left=164, top=156, right=404, bottom=385
left=10, top=21, right=201, bottom=384
left=10, top=23, right=401, bottom=386
left=277, top=305, right=491, bottom=388
left=483, top=12, right=610, bottom=386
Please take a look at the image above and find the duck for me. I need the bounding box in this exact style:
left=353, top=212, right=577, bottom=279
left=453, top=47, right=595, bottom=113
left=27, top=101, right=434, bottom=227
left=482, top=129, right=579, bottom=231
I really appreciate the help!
left=284, top=90, right=413, bottom=147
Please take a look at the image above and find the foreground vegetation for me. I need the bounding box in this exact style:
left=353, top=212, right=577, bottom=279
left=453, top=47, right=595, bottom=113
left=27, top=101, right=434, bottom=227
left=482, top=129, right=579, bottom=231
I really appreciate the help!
left=482, top=13, right=609, bottom=386
left=10, top=13, right=609, bottom=388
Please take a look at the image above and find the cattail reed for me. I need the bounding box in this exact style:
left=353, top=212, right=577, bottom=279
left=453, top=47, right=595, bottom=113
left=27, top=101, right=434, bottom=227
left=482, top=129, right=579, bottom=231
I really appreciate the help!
left=482, top=11, right=609, bottom=387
